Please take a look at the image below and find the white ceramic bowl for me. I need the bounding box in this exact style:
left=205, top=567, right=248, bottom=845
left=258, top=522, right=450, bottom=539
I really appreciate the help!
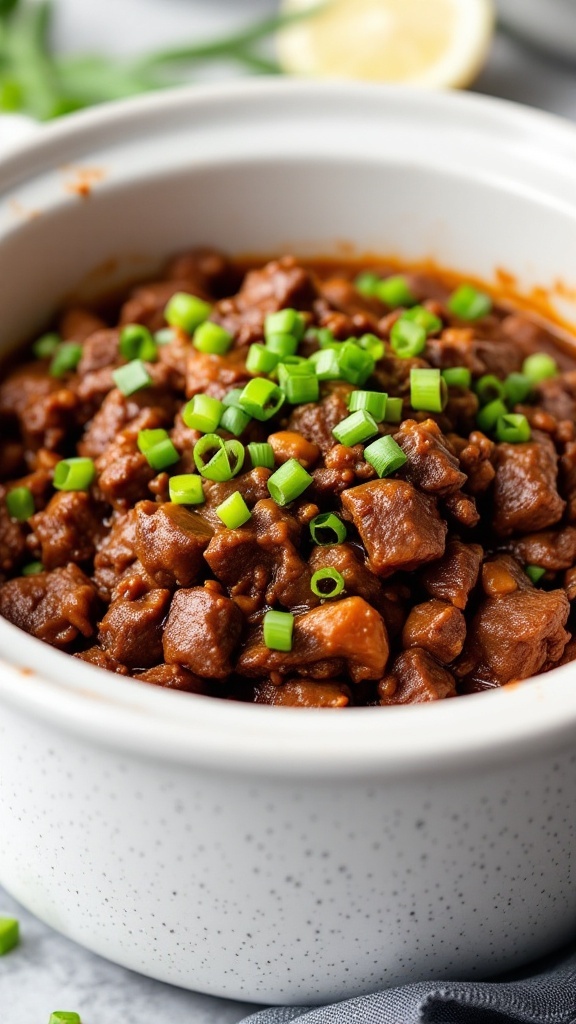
left=497, top=0, right=576, bottom=60
left=1, top=81, right=576, bottom=1006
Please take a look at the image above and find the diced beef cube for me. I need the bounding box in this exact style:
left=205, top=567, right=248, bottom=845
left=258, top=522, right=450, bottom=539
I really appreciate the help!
left=79, top=388, right=173, bottom=459
left=59, top=306, right=106, bottom=342
left=22, top=385, right=78, bottom=451
left=378, top=648, right=456, bottom=705
left=268, top=431, right=321, bottom=469
left=0, top=564, right=99, bottom=648
left=254, top=679, right=351, bottom=708
left=120, top=279, right=205, bottom=332
left=165, top=247, right=239, bottom=297
left=341, top=480, right=446, bottom=577
left=536, top=372, right=576, bottom=423
left=420, top=539, right=483, bottom=609
left=442, top=489, right=480, bottom=529
left=77, top=329, right=121, bottom=374
left=30, top=491, right=106, bottom=571
left=288, top=382, right=355, bottom=454
left=98, top=588, right=171, bottom=668
left=401, top=599, right=466, bottom=663
left=511, top=527, right=576, bottom=572
left=163, top=586, right=243, bottom=678
left=93, top=509, right=138, bottom=600
left=186, top=349, right=250, bottom=400
left=238, top=597, right=389, bottom=684
left=134, top=501, right=213, bottom=589
left=306, top=542, right=408, bottom=636
left=493, top=430, right=565, bottom=537
left=134, top=663, right=210, bottom=693
left=200, top=469, right=272, bottom=529
left=212, top=256, right=317, bottom=347
left=0, top=495, right=27, bottom=575
left=394, top=418, right=466, bottom=496
left=0, top=362, right=57, bottom=422
left=74, top=646, right=129, bottom=674
left=453, top=430, right=495, bottom=495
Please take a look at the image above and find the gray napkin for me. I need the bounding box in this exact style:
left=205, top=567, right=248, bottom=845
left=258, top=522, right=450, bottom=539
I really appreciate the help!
left=241, top=945, right=576, bottom=1024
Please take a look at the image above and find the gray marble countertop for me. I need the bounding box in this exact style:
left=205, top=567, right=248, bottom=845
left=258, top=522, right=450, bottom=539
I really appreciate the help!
left=1, top=2, right=575, bottom=1021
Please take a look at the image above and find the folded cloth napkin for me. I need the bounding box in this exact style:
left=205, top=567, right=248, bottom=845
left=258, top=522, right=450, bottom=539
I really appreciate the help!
left=241, top=944, right=576, bottom=1024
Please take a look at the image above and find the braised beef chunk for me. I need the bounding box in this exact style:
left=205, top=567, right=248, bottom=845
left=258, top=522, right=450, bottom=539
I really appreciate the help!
left=3, top=251, right=576, bottom=706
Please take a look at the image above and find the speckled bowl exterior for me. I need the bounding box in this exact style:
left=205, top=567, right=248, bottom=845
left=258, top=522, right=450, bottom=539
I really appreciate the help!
left=1, top=83, right=576, bottom=1005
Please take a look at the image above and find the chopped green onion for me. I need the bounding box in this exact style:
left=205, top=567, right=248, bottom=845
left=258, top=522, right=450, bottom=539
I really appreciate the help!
left=238, top=378, right=285, bottom=421
left=33, top=332, right=61, bottom=359
left=522, top=352, right=558, bottom=383
left=442, top=367, right=472, bottom=389
left=364, top=435, right=407, bottom=478
left=53, top=457, right=96, bottom=492
left=223, top=388, right=244, bottom=408
left=165, top=292, right=212, bottom=334
left=495, top=413, right=531, bottom=444
left=383, top=397, right=403, bottom=424
left=277, top=360, right=315, bottom=380
left=137, top=430, right=180, bottom=471
left=267, top=458, right=313, bottom=506
left=390, top=318, right=426, bottom=358
left=310, top=512, right=347, bottom=546
left=311, top=567, right=345, bottom=599
left=169, top=474, right=205, bottom=505
left=475, top=374, right=506, bottom=405
left=338, top=341, right=375, bottom=385
left=0, top=916, right=19, bottom=955
left=193, top=434, right=245, bottom=481
left=182, top=394, right=224, bottom=433
left=447, top=284, right=492, bottom=321
left=48, top=1014, right=82, bottom=1024
left=119, top=323, right=158, bottom=362
left=216, top=491, right=252, bottom=529
left=154, top=328, right=176, bottom=346
left=526, top=565, right=545, bottom=585
left=265, top=333, right=299, bottom=358
left=263, top=609, right=294, bottom=652
left=400, top=306, right=443, bottom=336
left=246, top=343, right=280, bottom=375
left=311, top=348, right=341, bottom=381
left=355, top=271, right=380, bottom=297
left=504, top=372, right=533, bottom=406
left=50, top=342, right=82, bottom=378
left=6, top=486, right=34, bottom=521
left=357, top=333, right=385, bottom=360
left=348, top=390, right=387, bottom=421
left=193, top=321, right=233, bottom=355
left=477, top=398, right=508, bottom=434
left=278, top=367, right=319, bottom=404
left=22, top=561, right=44, bottom=576
left=265, top=308, right=306, bottom=342
left=316, top=327, right=338, bottom=348
left=220, top=405, right=252, bottom=436
left=112, top=359, right=152, bottom=396
left=375, top=274, right=416, bottom=309
left=332, top=410, right=379, bottom=446
left=248, top=442, right=275, bottom=469
left=410, top=368, right=448, bottom=413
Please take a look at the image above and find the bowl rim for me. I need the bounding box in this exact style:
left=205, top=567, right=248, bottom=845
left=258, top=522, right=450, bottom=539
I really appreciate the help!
left=2, top=77, right=576, bottom=775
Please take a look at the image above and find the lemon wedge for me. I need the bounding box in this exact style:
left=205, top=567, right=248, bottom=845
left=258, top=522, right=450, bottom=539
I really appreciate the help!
left=277, top=0, right=494, bottom=89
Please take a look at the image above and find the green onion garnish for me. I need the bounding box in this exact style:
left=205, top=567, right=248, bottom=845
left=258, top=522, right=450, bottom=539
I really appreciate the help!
left=49, top=342, right=82, bottom=378
left=447, top=284, right=492, bottom=321
left=182, top=394, right=224, bottom=433
left=400, top=306, right=443, bottom=336
left=154, top=328, right=176, bottom=346
left=383, top=397, right=403, bottom=424
left=309, top=512, right=347, bottom=546
left=220, top=405, right=252, bottom=437
left=441, top=367, right=472, bottom=389
left=375, top=274, right=416, bottom=309
left=311, top=348, right=341, bottom=381
left=364, top=435, right=407, bottom=478
left=338, top=341, right=375, bottom=385
left=267, top=458, right=313, bottom=506
left=137, top=429, right=180, bottom=471
left=238, top=378, right=285, bottom=421
left=522, top=352, right=558, bottom=383
left=6, top=486, right=34, bottom=522
left=310, top=567, right=345, bottom=599
left=247, top=442, right=275, bottom=469
left=0, top=916, right=19, bottom=955
left=53, top=457, right=96, bottom=492
left=246, top=343, right=280, bottom=375
left=165, top=292, right=212, bottom=334
left=410, top=368, right=448, bottom=413
left=216, top=491, right=252, bottom=529
left=477, top=398, right=508, bottom=434
left=33, top=332, right=61, bottom=359
left=265, top=308, right=306, bottom=343
left=316, top=327, right=338, bottom=348
left=22, top=561, right=44, bottom=577
left=112, top=359, right=152, bottom=396
left=119, top=323, right=158, bottom=363
left=332, top=410, right=379, bottom=447
left=263, top=609, right=294, bottom=652
left=390, top=318, right=426, bottom=359
left=357, top=333, right=385, bottom=360
left=193, top=321, right=233, bottom=355
left=265, top=333, right=299, bottom=358
left=348, top=390, right=387, bottom=421
left=48, top=1014, right=82, bottom=1024
left=526, top=565, right=545, bottom=585
left=355, top=271, right=380, bottom=297
left=193, top=434, right=245, bottom=481
left=504, top=372, right=533, bottom=406
left=223, top=388, right=244, bottom=408
left=475, top=374, right=506, bottom=405
left=169, top=474, right=205, bottom=506
left=278, top=367, right=319, bottom=405
left=495, top=413, right=531, bottom=444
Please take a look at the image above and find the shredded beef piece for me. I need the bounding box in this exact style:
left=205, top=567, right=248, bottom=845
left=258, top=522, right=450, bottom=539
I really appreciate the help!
left=394, top=418, right=466, bottom=496
left=213, top=256, right=316, bottom=347
left=134, top=663, right=210, bottom=693
left=378, top=649, right=456, bottom=705
left=0, top=564, right=98, bottom=648
left=401, top=599, right=466, bottom=664
left=254, top=679, right=351, bottom=708
left=134, top=501, right=213, bottom=589
left=341, top=480, right=446, bottom=577
left=442, top=489, right=480, bottom=529
left=238, top=597, right=389, bottom=684
left=493, top=430, right=565, bottom=537
left=420, top=539, right=482, bottom=609
left=455, top=431, right=496, bottom=495
left=163, top=586, right=243, bottom=678
left=30, top=491, right=106, bottom=571
left=98, top=588, right=171, bottom=668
